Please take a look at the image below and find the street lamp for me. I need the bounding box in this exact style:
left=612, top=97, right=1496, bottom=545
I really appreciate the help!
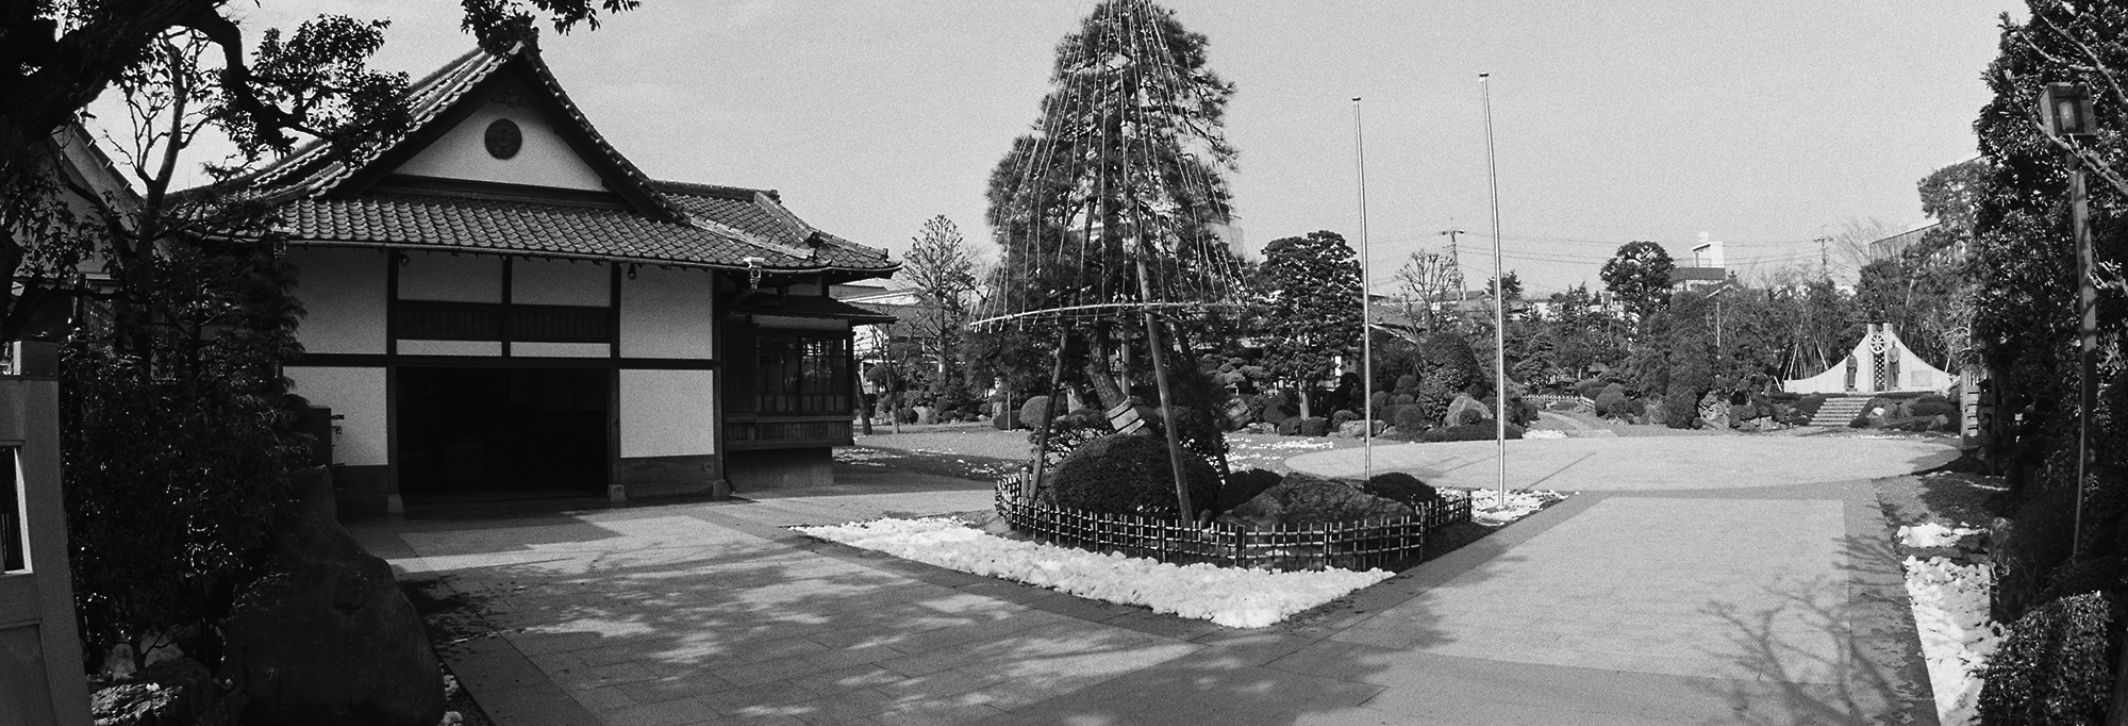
left=2039, top=81, right=2098, bottom=557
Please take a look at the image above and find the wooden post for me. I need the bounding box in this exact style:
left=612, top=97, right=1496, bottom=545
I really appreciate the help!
left=1025, top=327, right=1072, bottom=502
left=1135, top=267, right=1194, bottom=521
left=0, top=375, right=94, bottom=726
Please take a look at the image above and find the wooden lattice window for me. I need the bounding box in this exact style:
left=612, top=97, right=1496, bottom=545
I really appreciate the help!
left=753, top=334, right=850, bottom=415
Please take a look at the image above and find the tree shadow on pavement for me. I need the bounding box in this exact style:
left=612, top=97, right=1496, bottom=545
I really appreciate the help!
left=380, top=500, right=1460, bottom=726
left=1693, top=532, right=1939, bottom=726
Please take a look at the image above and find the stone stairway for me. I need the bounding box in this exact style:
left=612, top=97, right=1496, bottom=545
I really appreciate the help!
left=1809, top=396, right=1872, bottom=427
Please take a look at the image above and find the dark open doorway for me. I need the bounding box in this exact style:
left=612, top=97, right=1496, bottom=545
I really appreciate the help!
left=397, top=366, right=609, bottom=501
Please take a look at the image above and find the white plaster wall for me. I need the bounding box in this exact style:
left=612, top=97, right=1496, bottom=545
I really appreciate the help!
left=620, top=266, right=716, bottom=359
left=392, top=100, right=606, bottom=191
left=1783, top=363, right=1849, bottom=395
left=287, top=367, right=388, bottom=466
left=512, top=258, right=609, bottom=307
left=513, top=342, right=609, bottom=358
left=399, top=340, right=501, bottom=356
left=288, top=248, right=387, bottom=354
left=400, top=252, right=502, bottom=302
left=620, top=369, right=716, bottom=458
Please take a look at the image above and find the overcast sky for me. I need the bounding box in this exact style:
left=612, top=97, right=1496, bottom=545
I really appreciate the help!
left=184, top=1, right=2024, bottom=296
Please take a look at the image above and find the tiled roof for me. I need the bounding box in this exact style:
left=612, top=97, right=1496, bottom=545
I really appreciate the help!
left=190, top=41, right=894, bottom=276
left=653, top=181, right=891, bottom=271
left=279, top=192, right=892, bottom=273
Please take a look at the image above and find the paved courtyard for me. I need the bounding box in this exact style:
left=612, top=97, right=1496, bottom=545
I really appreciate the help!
left=348, top=433, right=1956, bottom=725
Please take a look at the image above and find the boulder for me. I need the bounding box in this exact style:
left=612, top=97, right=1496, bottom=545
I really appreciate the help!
left=1443, top=394, right=1490, bottom=427
left=1216, top=473, right=1414, bottom=529
left=1223, top=397, right=1254, bottom=430
left=220, top=468, right=444, bottom=726
left=1698, top=393, right=1729, bottom=430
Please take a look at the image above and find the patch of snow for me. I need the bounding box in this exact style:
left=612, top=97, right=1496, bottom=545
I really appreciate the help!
left=1451, top=488, right=1568, bottom=527
left=792, top=517, right=1393, bottom=628
left=1522, top=429, right=1568, bottom=440
left=1903, top=554, right=2003, bottom=726
left=1898, top=522, right=1982, bottom=549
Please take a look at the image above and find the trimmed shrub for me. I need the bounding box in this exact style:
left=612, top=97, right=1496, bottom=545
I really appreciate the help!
left=1032, top=408, right=1113, bottom=467
left=1019, top=395, right=1053, bottom=429
left=1392, top=405, right=1429, bottom=433
left=1663, top=383, right=1701, bottom=429
left=1420, top=422, right=1526, bottom=442
left=1369, top=392, right=1390, bottom=415
left=1910, top=399, right=1957, bottom=418
left=1049, top=433, right=1220, bottom=518
left=1218, top=468, right=1285, bottom=515
left=1276, top=417, right=1302, bottom=436
left=1574, top=378, right=1607, bottom=401
left=1977, top=592, right=2113, bottom=726
left=1216, top=473, right=1412, bottom=529
left=1262, top=393, right=1294, bottom=425
left=1593, top=384, right=1627, bottom=418
left=1393, top=393, right=1416, bottom=406
left=1362, top=472, right=1439, bottom=508
left=1395, top=375, right=1419, bottom=395
left=1299, top=416, right=1330, bottom=436
left=1330, top=410, right=1359, bottom=429
left=1995, top=489, right=2082, bottom=623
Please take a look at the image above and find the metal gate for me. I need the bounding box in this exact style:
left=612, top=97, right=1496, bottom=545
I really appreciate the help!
left=0, top=377, right=91, bottom=724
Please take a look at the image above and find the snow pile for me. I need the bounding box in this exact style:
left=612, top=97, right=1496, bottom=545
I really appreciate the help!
left=1898, top=523, right=2003, bottom=726
left=1899, top=522, right=1983, bottom=549
left=792, top=517, right=1393, bottom=628
left=1453, top=488, right=1567, bottom=527
left=1522, top=429, right=1569, bottom=440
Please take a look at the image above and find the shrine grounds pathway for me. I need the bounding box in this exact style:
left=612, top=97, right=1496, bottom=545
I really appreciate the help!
left=348, top=432, right=1960, bottom=725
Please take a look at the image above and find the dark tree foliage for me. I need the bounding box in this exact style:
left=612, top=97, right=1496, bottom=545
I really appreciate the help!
left=1258, top=230, right=1361, bottom=417
left=0, top=0, right=640, bottom=344
left=1969, top=0, right=2128, bottom=497
left=1966, top=2, right=2128, bottom=710
left=1599, top=240, right=1676, bottom=322
left=61, top=237, right=307, bottom=668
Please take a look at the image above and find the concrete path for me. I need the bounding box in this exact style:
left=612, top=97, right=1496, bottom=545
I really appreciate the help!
left=349, top=434, right=1954, bottom=725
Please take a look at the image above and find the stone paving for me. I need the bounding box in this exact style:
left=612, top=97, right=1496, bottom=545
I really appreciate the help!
left=348, top=434, right=1957, bottom=725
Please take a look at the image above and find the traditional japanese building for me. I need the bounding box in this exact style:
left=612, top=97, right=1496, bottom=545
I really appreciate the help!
left=214, top=41, right=895, bottom=514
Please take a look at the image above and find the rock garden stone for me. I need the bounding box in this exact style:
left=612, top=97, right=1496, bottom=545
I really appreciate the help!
left=1443, top=394, right=1490, bottom=426
left=219, top=468, right=444, bottom=726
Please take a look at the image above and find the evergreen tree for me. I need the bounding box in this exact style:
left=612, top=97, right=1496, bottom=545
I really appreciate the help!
left=1600, top=240, right=1676, bottom=322
left=1258, top=230, right=1361, bottom=418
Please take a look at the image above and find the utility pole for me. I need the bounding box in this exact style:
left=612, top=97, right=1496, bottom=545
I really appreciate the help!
left=1439, top=226, right=1467, bottom=295
left=1817, top=235, right=1831, bottom=281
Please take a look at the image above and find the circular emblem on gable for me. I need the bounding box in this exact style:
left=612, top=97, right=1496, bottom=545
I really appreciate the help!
left=484, top=118, right=522, bottom=159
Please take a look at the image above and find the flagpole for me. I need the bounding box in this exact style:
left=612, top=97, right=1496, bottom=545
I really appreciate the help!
left=1481, top=73, right=1508, bottom=505
left=1353, top=97, right=1374, bottom=481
